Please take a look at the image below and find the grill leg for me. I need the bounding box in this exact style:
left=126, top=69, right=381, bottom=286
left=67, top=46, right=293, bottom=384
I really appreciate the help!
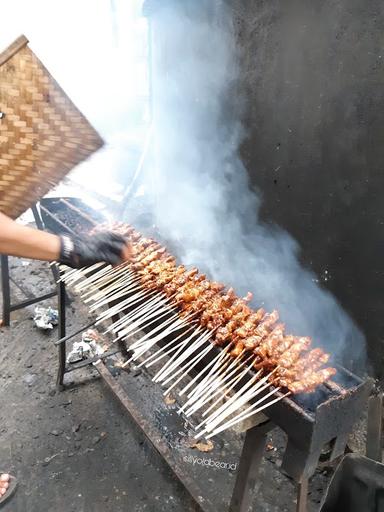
left=366, top=393, right=383, bottom=462
left=56, top=279, right=66, bottom=390
left=229, top=422, right=271, bottom=512
left=296, top=479, right=308, bottom=512
left=1, top=255, right=11, bottom=327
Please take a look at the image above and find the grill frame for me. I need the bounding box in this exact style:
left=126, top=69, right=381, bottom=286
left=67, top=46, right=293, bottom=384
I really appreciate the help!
left=44, top=198, right=374, bottom=511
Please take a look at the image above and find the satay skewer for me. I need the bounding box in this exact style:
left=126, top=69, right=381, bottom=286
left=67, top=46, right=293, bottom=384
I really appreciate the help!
left=189, top=355, right=257, bottom=418
left=162, top=343, right=214, bottom=395
left=183, top=352, right=249, bottom=416
left=196, top=368, right=279, bottom=434
left=204, top=391, right=290, bottom=439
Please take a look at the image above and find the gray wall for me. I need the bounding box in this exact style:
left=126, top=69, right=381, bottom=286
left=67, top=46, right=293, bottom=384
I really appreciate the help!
left=232, top=0, right=384, bottom=377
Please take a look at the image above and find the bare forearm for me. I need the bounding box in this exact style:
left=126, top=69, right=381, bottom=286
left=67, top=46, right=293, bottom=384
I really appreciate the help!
left=0, top=212, right=60, bottom=261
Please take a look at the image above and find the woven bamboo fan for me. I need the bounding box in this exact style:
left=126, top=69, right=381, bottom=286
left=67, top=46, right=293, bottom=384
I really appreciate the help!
left=0, top=35, right=104, bottom=219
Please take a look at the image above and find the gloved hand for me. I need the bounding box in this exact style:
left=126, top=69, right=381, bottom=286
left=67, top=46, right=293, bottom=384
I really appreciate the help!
left=59, top=232, right=130, bottom=269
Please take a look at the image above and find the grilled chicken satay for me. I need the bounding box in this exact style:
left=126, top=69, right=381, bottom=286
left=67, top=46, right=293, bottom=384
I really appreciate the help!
left=287, top=367, right=337, bottom=393
left=252, top=323, right=287, bottom=360
left=163, top=270, right=203, bottom=296
left=276, top=348, right=330, bottom=388
left=230, top=310, right=279, bottom=355
left=131, top=243, right=164, bottom=264
left=141, top=265, right=181, bottom=288
left=214, top=297, right=254, bottom=346
left=94, top=223, right=337, bottom=394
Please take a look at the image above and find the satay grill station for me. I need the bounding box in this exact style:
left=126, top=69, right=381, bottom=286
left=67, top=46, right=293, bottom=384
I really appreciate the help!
left=0, top=35, right=376, bottom=512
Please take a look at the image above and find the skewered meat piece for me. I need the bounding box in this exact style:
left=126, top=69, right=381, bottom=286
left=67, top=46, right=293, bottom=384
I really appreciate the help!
left=276, top=348, right=330, bottom=388
left=230, top=341, right=245, bottom=357
left=254, top=323, right=286, bottom=359
left=132, top=244, right=165, bottom=265
left=287, top=368, right=337, bottom=393
left=233, top=310, right=279, bottom=352
left=277, top=337, right=312, bottom=368
left=140, top=260, right=179, bottom=277
left=234, top=308, right=266, bottom=341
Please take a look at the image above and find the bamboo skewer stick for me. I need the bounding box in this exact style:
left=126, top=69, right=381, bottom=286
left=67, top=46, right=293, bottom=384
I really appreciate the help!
left=114, top=299, right=174, bottom=337
left=89, top=281, right=143, bottom=307
left=153, top=330, right=210, bottom=383
left=161, top=341, right=213, bottom=387
left=81, top=269, right=139, bottom=300
left=95, top=289, right=159, bottom=323
left=77, top=266, right=137, bottom=297
left=150, top=328, right=203, bottom=381
left=112, top=309, right=177, bottom=340
left=85, top=266, right=138, bottom=290
left=182, top=354, right=247, bottom=416
left=132, top=313, right=196, bottom=348
left=162, top=343, right=213, bottom=386
left=186, top=356, right=256, bottom=419
left=89, top=283, right=145, bottom=311
left=200, top=358, right=257, bottom=418
left=185, top=362, right=249, bottom=419
left=141, top=329, right=195, bottom=368
left=219, top=386, right=282, bottom=427
left=117, top=307, right=175, bottom=340
left=70, top=263, right=116, bottom=289
left=127, top=312, right=184, bottom=350
left=195, top=368, right=279, bottom=437
left=185, top=352, right=232, bottom=403
left=60, top=262, right=105, bottom=284
left=121, top=318, right=195, bottom=367
left=162, top=343, right=213, bottom=395
left=195, top=372, right=272, bottom=429
left=103, top=295, right=169, bottom=333
left=69, top=262, right=112, bottom=285
left=179, top=352, right=232, bottom=414
left=204, top=392, right=289, bottom=440
left=179, top=345, right=231, bottom=397
left=196, top=369, right=274, bottom=431
left=128, top=320, right=194, bottom=362
left=82, top=271, right=139, bottom=301
left=123, top=334, right=187, bottom=369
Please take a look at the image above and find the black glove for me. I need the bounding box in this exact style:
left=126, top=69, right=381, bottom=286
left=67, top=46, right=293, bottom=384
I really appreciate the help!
left=59, top=232, right=128, bottom=269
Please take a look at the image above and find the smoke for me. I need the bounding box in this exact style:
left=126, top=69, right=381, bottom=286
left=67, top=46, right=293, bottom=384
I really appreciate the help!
left=126, top=0, right=366, bottom=373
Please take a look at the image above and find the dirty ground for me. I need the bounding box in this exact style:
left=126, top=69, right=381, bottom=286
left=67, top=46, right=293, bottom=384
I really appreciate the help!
left=0, top=254, right=355, bottom=512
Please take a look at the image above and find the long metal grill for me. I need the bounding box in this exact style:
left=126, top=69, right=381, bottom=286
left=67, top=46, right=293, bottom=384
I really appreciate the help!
left=39, top=197, right=372, bottom=485
left=59, top=221, right=344, bottom=440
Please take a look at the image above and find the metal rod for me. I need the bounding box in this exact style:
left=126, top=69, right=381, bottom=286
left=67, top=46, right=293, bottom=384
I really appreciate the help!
left=39, top=204, right=77, bottom=236
left=54, top=319, right=98, bottom=346
left=1, top=254, right=11, bottom=326
left=9, top=290, right=57, bottom=311
left=56, top=279, right=66, bottom=390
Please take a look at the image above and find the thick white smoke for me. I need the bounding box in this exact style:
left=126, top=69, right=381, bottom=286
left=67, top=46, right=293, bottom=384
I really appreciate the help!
left=128, top=0, right=366, bottom=373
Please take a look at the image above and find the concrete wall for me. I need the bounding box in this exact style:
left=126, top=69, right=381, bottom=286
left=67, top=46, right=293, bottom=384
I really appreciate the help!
left=232, top=0, right=384, bottom=377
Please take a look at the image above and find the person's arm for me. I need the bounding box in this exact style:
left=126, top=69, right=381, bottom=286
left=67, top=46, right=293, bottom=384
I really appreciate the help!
left=0, top=212, right=132, bottom=267
left=0, top=212, right=60, bottom=260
